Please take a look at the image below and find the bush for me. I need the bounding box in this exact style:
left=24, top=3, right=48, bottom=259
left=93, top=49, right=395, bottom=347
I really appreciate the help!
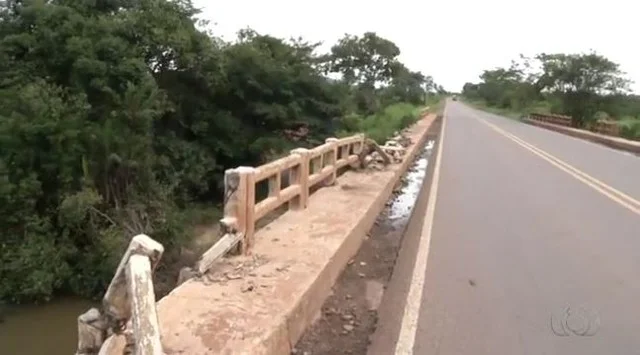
left=0, top=0, right=434, bottom=304
left=618, top=118, right=640, bottom=140
left=525, top=101, right=553, bottom=114
left=356, top=103, right=421, bottom=143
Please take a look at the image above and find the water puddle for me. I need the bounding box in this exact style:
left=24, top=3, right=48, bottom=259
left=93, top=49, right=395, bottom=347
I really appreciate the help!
left=387, top=139, right=436, bottom=224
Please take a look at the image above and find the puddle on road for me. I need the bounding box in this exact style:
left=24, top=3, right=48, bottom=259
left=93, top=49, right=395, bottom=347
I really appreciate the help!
left=387, top=140, right=436, bottom=224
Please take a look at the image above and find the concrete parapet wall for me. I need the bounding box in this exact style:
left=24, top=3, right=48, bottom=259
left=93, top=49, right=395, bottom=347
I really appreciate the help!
left=135, top=114, right=438, bottom=354
left=523, top=117, right=640, bottom=154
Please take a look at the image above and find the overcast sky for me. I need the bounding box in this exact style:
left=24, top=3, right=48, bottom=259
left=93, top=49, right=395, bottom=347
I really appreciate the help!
left=192, top=0, right=639, bottom=93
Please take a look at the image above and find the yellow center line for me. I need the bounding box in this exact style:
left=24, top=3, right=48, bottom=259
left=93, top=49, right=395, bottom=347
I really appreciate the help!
left=478, top=117, right=640, bottom=217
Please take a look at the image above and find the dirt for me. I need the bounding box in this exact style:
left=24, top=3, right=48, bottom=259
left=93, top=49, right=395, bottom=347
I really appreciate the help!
left=292, top=116, right=443, bottom=355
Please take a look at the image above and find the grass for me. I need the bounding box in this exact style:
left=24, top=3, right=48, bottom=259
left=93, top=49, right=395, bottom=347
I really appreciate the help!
left=617, top=118, right=640, bottom=140
left=337, top=102, right=425, bottom=144
left=359, top=103, right=423, bottom=143
left=425, top=95, right=446, bottom=115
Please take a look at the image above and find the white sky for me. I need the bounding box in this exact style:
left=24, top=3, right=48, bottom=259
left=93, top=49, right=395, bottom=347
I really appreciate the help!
left=192, top=0, right=639, bottom=93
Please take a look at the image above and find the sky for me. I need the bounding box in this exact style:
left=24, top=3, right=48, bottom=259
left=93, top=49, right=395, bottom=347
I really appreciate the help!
left=192, top=0, right=639, bottom=93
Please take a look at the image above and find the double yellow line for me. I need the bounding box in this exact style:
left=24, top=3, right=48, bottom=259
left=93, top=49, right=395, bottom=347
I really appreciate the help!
left=479, top=119, right=640, bottom=217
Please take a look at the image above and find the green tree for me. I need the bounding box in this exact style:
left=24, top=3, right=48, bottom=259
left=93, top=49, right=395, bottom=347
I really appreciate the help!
left=327, top=32, right=401, bottom=87
left=0, top=0, right=431, bottom=304
left=462, top=51, right=634, bottom=127
left=381, top=63, right=428, bottom=106
left=536, top=52, right=631, bottom=125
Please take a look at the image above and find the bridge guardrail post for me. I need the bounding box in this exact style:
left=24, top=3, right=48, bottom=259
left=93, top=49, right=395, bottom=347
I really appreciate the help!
left=325, top=137, right=339, bottom=185
left=221, top=167, right=256, bottom=255
left=77, top=234, right=164, bottom=355
left=357, top=134, right=366, bottom=155
left=126, top=253, right=163, bottom=355
left=290, top=148, right=310, bottom=209
left=102, top=235, right=164, bottom=323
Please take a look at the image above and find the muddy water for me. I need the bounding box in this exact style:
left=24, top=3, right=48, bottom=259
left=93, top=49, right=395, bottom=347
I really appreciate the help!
left=0, top=298, right=96, bottom=355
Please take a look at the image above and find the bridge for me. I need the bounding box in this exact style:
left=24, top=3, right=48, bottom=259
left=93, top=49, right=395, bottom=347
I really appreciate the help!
left=75, top=100, right=640, bottom=354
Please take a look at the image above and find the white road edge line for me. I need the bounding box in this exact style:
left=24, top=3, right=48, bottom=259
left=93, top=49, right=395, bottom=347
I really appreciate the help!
left=394, top=103, right=447, bottom=354
left=480, top=108, right=637, bottom=159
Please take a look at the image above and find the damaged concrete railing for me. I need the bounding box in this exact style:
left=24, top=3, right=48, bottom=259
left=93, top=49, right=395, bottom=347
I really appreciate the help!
left=75, top=235, right=164, bottom=355
left=73, top=129, right=409, bottom=354
left=188, top=134, right=367, bottom=277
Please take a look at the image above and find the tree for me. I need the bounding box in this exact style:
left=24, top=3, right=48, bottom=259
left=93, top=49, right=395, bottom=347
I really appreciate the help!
left=0, top=0, right=430, bottom=304
left=536, top=52, right=631, bottom=125
left=461, top=51, right=633, bottom=126
left=328, top=32, right=401, bottom=87
left=379, top=62, right=427, bottom=106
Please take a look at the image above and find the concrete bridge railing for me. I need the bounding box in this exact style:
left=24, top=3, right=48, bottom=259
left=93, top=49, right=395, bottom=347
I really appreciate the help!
left=528, top=112, right=573, bottom=127
left=74, top=132, right=392, bottom=355
left=186, top=133, right=367, bottom=279
left=230, top=134, right=363, bottom=246
left=523, top=113, right=640, bottom=153
left=528, top=112, right=620, bottom=136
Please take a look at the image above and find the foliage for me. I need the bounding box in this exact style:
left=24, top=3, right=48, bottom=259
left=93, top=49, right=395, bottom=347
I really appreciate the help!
left=0, top=0, right=438, bottom=303
left=337, top=103, right=423, bottom=143
left=326, top=32, right=434, bottom=115
left=462, top=51, right=637, bottom=127
left=618, top=118, right=640, bottom=140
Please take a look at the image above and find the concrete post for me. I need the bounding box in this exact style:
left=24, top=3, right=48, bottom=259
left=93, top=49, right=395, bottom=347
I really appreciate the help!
left=222, top=167, right=256, bottom=255
left=325, top=138, right=339, bottom=185
left=290, top=148, right=310, bottom=209
left=102, top=235, right=164, bottom=322
left=126, top=254, right=163, bottom=355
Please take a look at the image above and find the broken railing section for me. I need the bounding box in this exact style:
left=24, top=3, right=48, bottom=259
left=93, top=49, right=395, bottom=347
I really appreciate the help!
left=177, top=130, right=422, bottom=284
left=179, top=134, right=379, bottom=282
left=72, top=128, right=413, bottom=353
left=362, top=131, right=414, bottom=170
left=76, top=235, right=164, bottom=355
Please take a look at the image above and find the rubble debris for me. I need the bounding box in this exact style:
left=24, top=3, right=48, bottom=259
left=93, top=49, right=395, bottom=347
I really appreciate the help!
left=240, top=280, right=255, bottom=292
left=342, top=324, right=354, bottom=332
left=363, top=130, right=413, bottom=170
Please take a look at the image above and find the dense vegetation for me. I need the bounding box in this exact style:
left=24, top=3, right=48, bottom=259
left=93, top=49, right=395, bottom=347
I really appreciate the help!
left=0, top=0, right=443, bottom=304
left=462, top=52, right=640, bottom=139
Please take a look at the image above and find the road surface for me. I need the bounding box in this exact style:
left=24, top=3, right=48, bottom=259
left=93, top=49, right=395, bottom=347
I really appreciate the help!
left=370, top=101, right=640, bottom=355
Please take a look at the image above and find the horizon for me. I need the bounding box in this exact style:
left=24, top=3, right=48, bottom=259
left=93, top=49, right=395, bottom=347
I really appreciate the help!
left=192, top=0, right=639, bottom=94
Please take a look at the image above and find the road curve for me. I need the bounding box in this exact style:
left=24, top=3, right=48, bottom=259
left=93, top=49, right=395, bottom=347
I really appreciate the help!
left=370, top=100, right=640, bottom=355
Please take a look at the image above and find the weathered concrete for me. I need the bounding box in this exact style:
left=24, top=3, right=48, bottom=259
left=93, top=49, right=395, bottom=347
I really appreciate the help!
left=78, top=234, right=164, bottom=355
left=100, top=114, right=435, bottom=355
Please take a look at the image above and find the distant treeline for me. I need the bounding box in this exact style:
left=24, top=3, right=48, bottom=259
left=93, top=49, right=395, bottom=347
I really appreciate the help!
left=462, top=52, right=640, bottom=139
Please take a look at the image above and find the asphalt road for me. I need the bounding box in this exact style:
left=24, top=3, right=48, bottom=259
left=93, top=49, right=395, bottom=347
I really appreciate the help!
left=370, top=101, right=640, bottom=355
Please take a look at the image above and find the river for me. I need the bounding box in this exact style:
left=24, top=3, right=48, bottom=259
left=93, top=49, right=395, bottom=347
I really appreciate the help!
left=0, top=298, right=96, bottom=355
